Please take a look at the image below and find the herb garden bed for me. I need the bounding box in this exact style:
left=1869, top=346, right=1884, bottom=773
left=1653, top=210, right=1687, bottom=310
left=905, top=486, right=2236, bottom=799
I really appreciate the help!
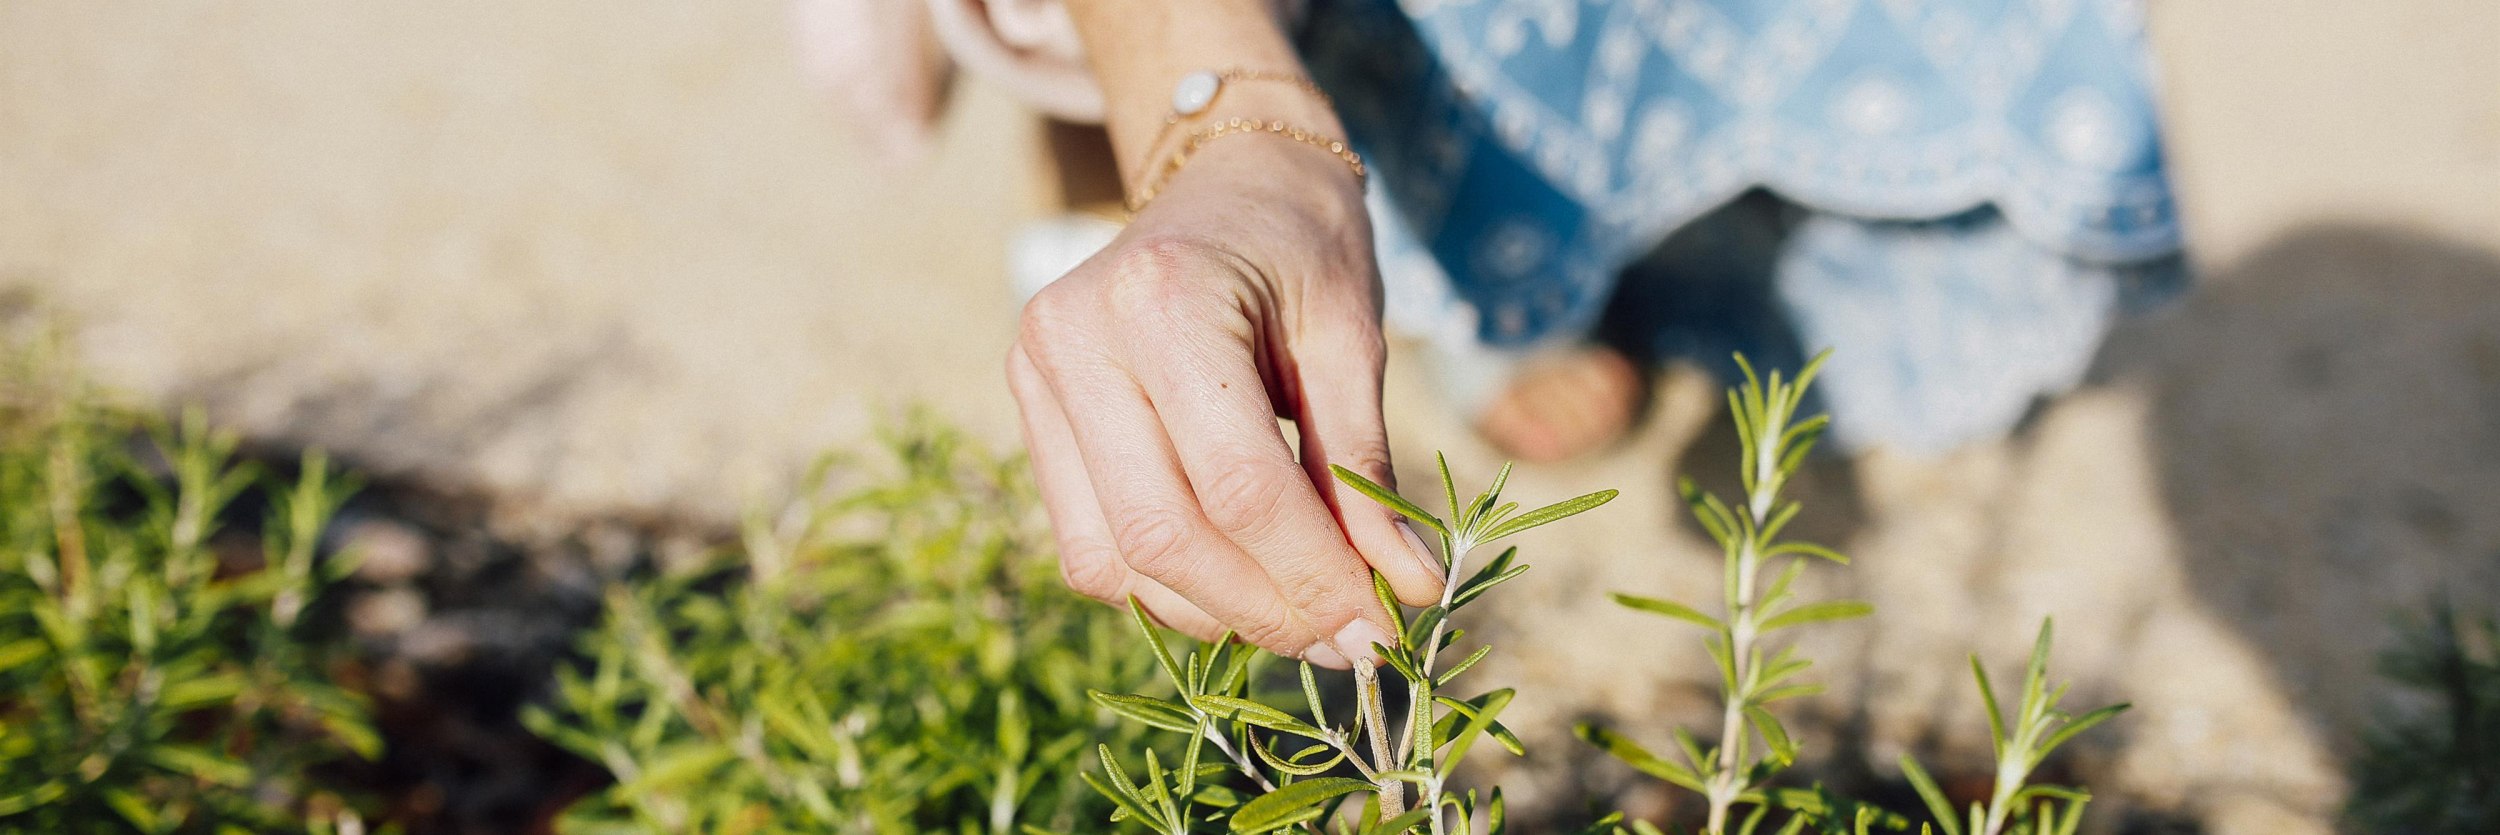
left=5, top=332, right=2491, bottom=834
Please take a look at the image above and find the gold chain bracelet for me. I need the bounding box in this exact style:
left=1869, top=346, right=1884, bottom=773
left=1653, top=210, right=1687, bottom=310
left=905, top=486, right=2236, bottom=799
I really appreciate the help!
left=1127, top=117, right=1368, bottom=214
left=1140, top=69, right=1333, bottom=169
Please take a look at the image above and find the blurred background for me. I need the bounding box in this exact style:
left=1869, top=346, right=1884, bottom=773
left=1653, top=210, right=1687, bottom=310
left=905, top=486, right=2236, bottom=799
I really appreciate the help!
left=1, top=2, right=2495, bottom=833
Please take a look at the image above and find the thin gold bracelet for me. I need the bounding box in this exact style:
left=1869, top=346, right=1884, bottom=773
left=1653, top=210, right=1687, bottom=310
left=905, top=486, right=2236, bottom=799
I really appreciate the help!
left=1139, top=69, right=1334, bottom=171
left=1127, top=117, right=1368, bottom=214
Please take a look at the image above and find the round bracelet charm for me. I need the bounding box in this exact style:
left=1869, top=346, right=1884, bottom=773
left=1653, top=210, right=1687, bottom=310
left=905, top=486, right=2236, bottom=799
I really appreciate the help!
left=1171, top=71, right=1222, bottom=116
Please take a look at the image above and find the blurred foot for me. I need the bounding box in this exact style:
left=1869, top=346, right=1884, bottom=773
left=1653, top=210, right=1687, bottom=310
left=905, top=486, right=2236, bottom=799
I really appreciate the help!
left=1473, top=346, right=1646, bottom=464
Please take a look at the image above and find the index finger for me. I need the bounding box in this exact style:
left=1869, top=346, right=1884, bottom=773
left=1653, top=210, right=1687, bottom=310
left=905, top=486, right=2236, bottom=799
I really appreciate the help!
left=1119, top=298, right=1399, bottom=665
left=1034, top=348, right=1342, bottom=663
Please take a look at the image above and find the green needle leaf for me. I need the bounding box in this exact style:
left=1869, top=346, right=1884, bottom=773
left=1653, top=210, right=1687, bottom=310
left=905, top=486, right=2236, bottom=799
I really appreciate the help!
left=1332, top=464, right=1448, bottom=537
left=1437, top=645, right=1493, bottom=686
left=1898, top=755, right=1962, bottom=835
left=1300, top=661, right=1328, bottom=727
left=1083, top=770, right=1164, bottom=832
left=2012, top=784, right=2093, bottom=805
left=1436, top=689, right=1520, bottom=769
left=1404, top=605, right=1448, bottom=650
left=2037, top=702, right=2132, bottom=759
left=1611, top=593, right=1724, bottom=631
left=1971, top=655, right=2007, bottom=758
left=1763, top=541, right=1850, bottom=564
left=1372, top=571, right=1410, bottom=634
left=1251, top=738, right=1347, bottom=777
left=1380, top=644, right=1426, bottom=684
left=1575, top=724, right=1705, bottom=793
left=1480, top=489, right=1620, bottom=543
left=1228, top=777, right=1374, bottom=833
left=1757, top=600, right=1874, bottom=632
left=1185, top=695, right=1330, bottom=741
left=1377, top=809, right=1435, bottom=833
left=1746, top=705, right=1796, bottom=766
left=2025, top=619, right=2057, bottom=711
left=1129, top=597, right=1186, bottom=692
left=1452, top=564, right=1530, bottom=610
left=1487, top=461, right=1515, bottom=506
left=1090, top=691, right=1202, bottom=734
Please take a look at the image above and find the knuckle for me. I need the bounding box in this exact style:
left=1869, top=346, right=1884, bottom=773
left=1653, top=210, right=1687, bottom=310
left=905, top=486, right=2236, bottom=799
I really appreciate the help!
left=1016, top=282, right=1089, bottom=359
left=1110, top=506, right=1201, bottom=580
left=1112, top=236, right=1218, bottom=282
left=1228, top=601, right=1300, bottom=652
left=1271, top=559, right=1368, bottom=622
left=1331, top=448, right=1396, bottom=490
left=1110, top=236, right=1198, bottom=275
left=1312, top=323, right=1388, bottom=379
left=1103, top=239, right=1228, bottom=327
left=1057, top=543, right=1127, bottom=602
left=1346, top=329, right=1388, bottom=371
left=1196, top=459, right=1296, bottom=539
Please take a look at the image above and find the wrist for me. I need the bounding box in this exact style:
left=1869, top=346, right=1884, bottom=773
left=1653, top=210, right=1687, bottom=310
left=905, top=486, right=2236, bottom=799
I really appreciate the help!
left=1147, top=133, right=1371, bottom=257
left=1110, top=67, right=1343, bottom=184
left=1119, top=73, right=1357, bottom=212
left=1130, top=114, right=1365, bottom=214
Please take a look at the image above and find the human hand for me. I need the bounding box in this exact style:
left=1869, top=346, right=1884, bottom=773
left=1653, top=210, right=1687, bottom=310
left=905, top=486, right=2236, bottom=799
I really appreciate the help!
left=1006, top=136, right=1444, bottom=669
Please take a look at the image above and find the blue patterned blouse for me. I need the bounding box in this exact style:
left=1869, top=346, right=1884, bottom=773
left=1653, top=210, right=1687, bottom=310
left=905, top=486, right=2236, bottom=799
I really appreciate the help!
left=1295, top=0, right=2185, bottom=453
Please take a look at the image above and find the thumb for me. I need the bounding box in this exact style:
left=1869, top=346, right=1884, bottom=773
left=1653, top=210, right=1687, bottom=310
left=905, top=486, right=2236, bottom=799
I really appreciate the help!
left=1291, top=313, right=1447, bottom=610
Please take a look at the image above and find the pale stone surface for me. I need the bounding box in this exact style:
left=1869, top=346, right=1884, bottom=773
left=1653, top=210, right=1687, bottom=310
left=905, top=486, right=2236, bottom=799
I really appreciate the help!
left=2, top=2, right=2495, bottom=832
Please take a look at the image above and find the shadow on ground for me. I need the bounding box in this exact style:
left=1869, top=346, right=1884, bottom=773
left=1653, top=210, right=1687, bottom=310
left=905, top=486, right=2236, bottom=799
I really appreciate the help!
left=2093, top=224, right=2500, bottom=795
left=1517, top=224, right=2500, bottom=835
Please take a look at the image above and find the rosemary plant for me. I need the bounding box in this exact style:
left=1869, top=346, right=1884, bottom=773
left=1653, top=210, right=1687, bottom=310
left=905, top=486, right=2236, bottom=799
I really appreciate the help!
left=527, top=421, right=1161, bottom=834
left=0, top=343, right=378, bottom=833
left=1083, top=457, right=1616, bottom=834
left=1897, top=621, right=2127, bottom=835
left=1578, top=353, right=2126, bottom=835
left=1576, top=352, right=1868, bottom=835
left=2348, top=600, right=2500, bottom=834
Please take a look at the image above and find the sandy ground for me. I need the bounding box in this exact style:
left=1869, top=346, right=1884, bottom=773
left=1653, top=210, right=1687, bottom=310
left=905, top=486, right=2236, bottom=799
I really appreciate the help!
left=1, top=2, right=1038, bottom=515
left=3, top=2, right=2496, bottom=832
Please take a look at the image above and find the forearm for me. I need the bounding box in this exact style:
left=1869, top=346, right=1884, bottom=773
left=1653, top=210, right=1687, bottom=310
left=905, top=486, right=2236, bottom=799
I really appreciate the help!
left=1064, top=0, right=1339, bottom=184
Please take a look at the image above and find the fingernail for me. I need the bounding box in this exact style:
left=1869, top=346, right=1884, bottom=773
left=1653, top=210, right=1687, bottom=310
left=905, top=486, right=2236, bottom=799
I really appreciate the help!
left=1302, top=640, right=1351, bottom=670
left=1333, top=619, right=1397, bottom=668
left=1399, top=520, right=1443, bottom=580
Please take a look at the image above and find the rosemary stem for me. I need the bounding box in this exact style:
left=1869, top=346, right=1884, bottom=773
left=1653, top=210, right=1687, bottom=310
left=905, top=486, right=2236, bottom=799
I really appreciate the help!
left=1394, top=536, right=1472, bottom=832
left=1707, top=447, right=1777, bottom=835
left=1358, top=665, right=1405, bottom=816
left=1980, top=744, right=2028, bottom=835
left=1200, top=724, right=1277, bottom=793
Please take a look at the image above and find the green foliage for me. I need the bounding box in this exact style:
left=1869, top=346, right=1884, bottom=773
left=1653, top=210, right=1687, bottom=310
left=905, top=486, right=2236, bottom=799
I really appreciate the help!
left=1578, top=353, right=2126, bottom=835
left=0, top=345, right=377, bottom=833
left=1084, top=456, right=1616, bottom=834
left=0, top=334, right=2155, bottom=835
left=526, top=420, right=1159, bottom=834
left=1897, top=621, right=2126, bottom=835
left=1578, top=352, right=1864, bottom=835
left=2348, top=600, right=2500, bottom=834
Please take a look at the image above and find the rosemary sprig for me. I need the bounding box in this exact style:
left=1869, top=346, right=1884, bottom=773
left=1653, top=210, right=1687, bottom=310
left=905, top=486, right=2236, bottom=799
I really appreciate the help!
left=1084, top=456, right=1615, bottom=834
left=1580, top=351, right=2126, bottom=835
